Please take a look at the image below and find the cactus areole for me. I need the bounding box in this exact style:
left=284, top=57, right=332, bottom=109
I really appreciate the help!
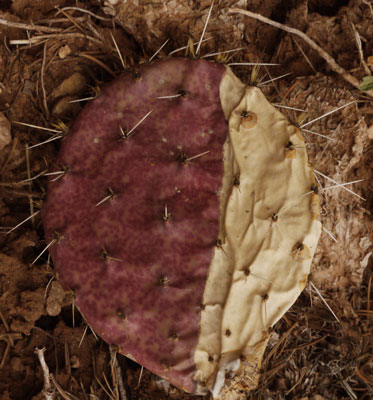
left=42, top=58, right=321, bottom=397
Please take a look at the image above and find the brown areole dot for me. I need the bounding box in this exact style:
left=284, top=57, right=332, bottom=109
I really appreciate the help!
left=225, top=329, right=231, bottom=337
left=48, top=165, right=69, bottom=180
left=296, top=242, right=304, bottom=251
left=111, top=344, right=120, bottom=353
left=178, top=151, right=188, bottom=164
left=96, top=187, right=116, bottom=206
left=117, top=310, right=126, bottom=320
left=159, top=276, right=170, bottom=287
left=101, top=248, right=109, bottom=261
left=119, top=127, right=130, bottom=140
left=239, top=109, right=258, bottom=128
left=162, top=205, right=171, bottom=222
left=286, top=141, right=294, bottom=150
left=177, top=88, right=187, bottom=97
left=52, top=231, right=63, bottom=242
left=133, top=69, right=141, bottom=79
left=162, top=362, right=173, bottom=371
left=284, top=140, right=297, bottom=158
left=311, top=185, right=319, bottom=194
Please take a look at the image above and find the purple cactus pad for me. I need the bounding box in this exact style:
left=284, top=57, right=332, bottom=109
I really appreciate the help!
left=42, top=58, right=228, bottom=393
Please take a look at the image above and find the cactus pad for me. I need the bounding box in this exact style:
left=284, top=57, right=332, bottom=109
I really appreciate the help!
left=42, top=58, right=321, bottom=397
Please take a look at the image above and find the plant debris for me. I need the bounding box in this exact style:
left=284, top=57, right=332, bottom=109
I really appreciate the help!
left=0, top=1, right=372, bottom=399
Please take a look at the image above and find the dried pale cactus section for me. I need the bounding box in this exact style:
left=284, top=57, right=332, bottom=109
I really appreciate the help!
left=194, top=74, right=322, bottom=397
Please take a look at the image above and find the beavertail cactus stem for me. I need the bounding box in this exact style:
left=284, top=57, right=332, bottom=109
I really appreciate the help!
left=42, top=58, right=321, bottom=397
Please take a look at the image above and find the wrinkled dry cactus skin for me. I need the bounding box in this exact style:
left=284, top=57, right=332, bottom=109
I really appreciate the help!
left=42, top=58, right=321, bottom=397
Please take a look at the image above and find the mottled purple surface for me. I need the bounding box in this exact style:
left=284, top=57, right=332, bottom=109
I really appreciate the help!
left=42, top=58, right=227, bottom=393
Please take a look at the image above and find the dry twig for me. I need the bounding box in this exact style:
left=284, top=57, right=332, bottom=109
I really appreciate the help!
left=78, top=53, right=116, bottom=77
left=229, top=8, right=373, bottom=98
left=0, top=17, right=62, bottom=33
left=50, top=375, right=74, bottom=400
left=110, top=347, right=128, bottom=400
left=35, top=347, right=55, bottom=400
left=350, top=23, right=371, bottom=76
left=196, top=1, right=214, bottom=55
left=55, top=7, right=113, bottom=22
left=310, top=281, right=340, bottom=323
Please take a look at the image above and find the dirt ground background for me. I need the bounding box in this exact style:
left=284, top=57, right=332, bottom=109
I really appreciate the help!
left=0, top=0, right=372, bottom=399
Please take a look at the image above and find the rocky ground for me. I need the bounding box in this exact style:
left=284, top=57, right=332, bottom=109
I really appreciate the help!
left=0, top=1, right=372, bottom=399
